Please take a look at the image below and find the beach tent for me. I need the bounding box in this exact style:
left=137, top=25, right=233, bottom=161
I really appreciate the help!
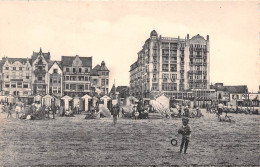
left=150, top=99, right=171, bottom=117
left=156, top=94, right=170, bottom=109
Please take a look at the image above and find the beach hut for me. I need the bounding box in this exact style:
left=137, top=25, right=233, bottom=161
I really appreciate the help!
left=42, top=94, right=55, bottom=107
left=81, top=94, right=92, bottom=111
left=61, top=95, right=73, bottom=111
left=34, top=95, right=42, bottom=105
left=100, top=95, right=111, bottom=109
left=7, top=95, right=15, bottom=104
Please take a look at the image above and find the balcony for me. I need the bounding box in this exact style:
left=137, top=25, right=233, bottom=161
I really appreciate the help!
left=162, top=60, right=169, bottom=64
left=170, top=61, right=177, bottom=64
left=195, top=62, right=202, bottom=65
left=34, top=80, right=45, bottom=84
left=64, top=71, right=90, bottom=75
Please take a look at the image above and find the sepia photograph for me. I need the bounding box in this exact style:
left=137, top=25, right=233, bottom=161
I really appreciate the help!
left=0, top=1, right=259, bottom=166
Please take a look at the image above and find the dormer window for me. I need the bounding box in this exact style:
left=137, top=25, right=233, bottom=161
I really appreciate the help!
left=5, top=67, right=9, bottom=70
left=19, top=67, right=22, bottom=70
left=53, top=69, right=58, bottom=73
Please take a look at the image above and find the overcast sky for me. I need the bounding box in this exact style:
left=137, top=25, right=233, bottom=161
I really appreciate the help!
left=0, top=1, right=259, bottom=92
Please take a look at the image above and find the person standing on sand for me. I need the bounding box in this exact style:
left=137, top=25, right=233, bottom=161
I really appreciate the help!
left=178, top=117, right=191, bottom=154
left=112, top=105, right=118, bottom=125
left=7, top=104, right=12, bottom=119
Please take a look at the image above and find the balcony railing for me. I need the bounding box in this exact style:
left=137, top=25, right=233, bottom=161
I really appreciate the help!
left=170, top=61, right=177, bottom=64
left=34, top=80, right=45, bottom=83
left=64, top=72, right=90, bottom=75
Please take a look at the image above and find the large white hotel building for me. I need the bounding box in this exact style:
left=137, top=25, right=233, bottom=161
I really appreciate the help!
left=129, top=30, right=210, bottom=99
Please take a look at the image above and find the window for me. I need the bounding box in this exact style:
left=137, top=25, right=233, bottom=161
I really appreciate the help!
left=79, top=76, right=84, bottom=81
left=17, top=82, right=22, bottom=88
left=162, top=64, right=169, bottom=72
left=101, top=79, right=105, bottom=86
left=53, top=69, right=58, bottom=73
left=58, top=88, right=61, bottom=93
left=49, top=87, right=52, bottom=94
left=70, top=84, right=76, bottom=90
left=11, top=82, right=16, bottom=88
left=50, top=78, right=52, bottom=83
left=23, top=83, right=28, bottom=88
left=170, top=64, right=177, bottom=72
left=13, top=67, right=16, bottom=70
left=66, top=68, right=69, bottom=72
left=53, top=79, right=57, bottom=83
left=23, top=91, right=28, bottom=95
left=66, top=76, right=69, bottom=81
left=162, top=83, right=177, bottom=91
left=66, top=84, right=69, bottom=89
left=73, top=68, right=76, bottom=73
left=78, top=85, right=84, bottom=91
left=106, top=79, right=109, bottom=85
left=5, top=67, right=9, bottom=70
left=85, top=76, right=89, bottom=81
left=38, top=76, right=42, bottom=81
left=26, top=67, right=30, bottom=70
left=6, top=75, right=9, bottom=79
left=5, top=83, right=10, bottom=88
left=79, top=68, right=82, bottom=73
left=85, top=68, right=88, bottom=73
left=85, top=84, right=89, bottom=90
left=5, top=91, right=9, bottom=95
left=19, top=67, right=22, bottom=70
left=26, top=73, right=29, bottom=79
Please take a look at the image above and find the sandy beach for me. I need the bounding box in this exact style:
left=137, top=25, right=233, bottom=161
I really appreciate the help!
left=0, top=109, right=259, bottom=166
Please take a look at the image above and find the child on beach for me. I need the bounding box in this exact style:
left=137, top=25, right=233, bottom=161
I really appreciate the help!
left=178, top=117, right=191, bottom=154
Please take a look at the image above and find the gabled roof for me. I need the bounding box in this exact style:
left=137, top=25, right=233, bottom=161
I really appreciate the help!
left=90, top=64, right=100, bottom=76
left=224, top=86, right=248, bottom=94
left=90, top=61, right=109, bottom=76
left=31, top=50, right=51, bottom=63
left=1, top=57, right=29, bottom=64
left=61, top=56, right=92, bottom=67
left=48, top=61, right=62, bottom=70
left=116, top=86, right=129, bottom=93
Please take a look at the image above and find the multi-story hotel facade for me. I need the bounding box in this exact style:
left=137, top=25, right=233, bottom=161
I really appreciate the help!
left=130, top=30, right=210, bottom=99
left=1, top=57, right=33, bottom=103
left=61, top=55, right=92, bottom=98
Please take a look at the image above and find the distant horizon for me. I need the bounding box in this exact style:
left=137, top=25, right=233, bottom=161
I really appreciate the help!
left=0, top=1, right=258, bottom=92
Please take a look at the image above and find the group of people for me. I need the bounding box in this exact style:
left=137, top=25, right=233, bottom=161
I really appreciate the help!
left=0, top=102, right=24, bottom=119
left=172, top=104, right=203, bottom=118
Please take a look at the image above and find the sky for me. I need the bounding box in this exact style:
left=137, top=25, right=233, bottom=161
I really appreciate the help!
left=0, top=1, right=259, bottom=92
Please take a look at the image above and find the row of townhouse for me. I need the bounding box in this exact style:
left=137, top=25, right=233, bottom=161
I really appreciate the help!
left=0, top=48, right=109, bottom=105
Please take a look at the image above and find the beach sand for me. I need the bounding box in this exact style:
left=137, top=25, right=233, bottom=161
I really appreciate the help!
left=0, top=109, right=259, bottom=166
